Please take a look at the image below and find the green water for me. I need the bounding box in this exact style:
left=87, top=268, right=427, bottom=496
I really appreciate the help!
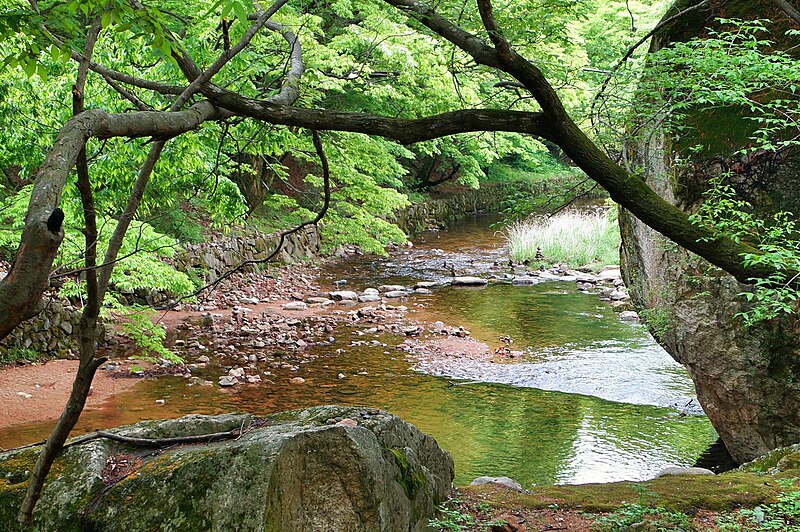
left=0, top=215, right=717, bottom=488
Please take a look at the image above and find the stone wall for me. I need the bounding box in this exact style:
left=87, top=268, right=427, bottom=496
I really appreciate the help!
left=173, top=226, right=320, bottom=283
left=0, top=300, right=104, bottom=356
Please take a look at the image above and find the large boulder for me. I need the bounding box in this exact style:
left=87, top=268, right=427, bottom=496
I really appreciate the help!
left=621, top=0, right=800, bottom=463
left=0, top=406, right=454, bottom=531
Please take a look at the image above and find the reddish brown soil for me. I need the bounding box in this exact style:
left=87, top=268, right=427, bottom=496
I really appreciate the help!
left=0, top=359, right=141, bottom=435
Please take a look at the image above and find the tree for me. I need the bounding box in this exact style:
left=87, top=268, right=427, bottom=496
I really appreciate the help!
left=1, top=0, right=796, bottom=521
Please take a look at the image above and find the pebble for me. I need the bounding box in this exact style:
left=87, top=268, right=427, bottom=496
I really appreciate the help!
left=155, top=399, right=165, bottom=405
left=16, top=392, right=33, bottom=399
left=335, top=418, right=358, bottom=428
left=290, top=377, right=306, bottom=385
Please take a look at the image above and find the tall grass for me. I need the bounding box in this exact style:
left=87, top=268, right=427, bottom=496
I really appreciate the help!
left=506, top=209, right=621, bottom=269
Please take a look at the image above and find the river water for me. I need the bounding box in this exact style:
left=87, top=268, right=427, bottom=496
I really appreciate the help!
left=0, top=215, right=716, bottom=487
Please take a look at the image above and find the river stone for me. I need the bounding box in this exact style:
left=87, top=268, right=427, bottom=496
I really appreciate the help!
left=618, top=311, right=640, bottom=321
left=363, top=288, right=380, bottom=295
left=359, top=294, right=382, bottom=302
left=512, top=276, right=542, bottom=285
left=597, top=267, right=621, bottom=282
left=452, top=276, right=487, bottom=286
left=469, top=476, right=523, bottom=491
left=414, top=281, right=438, bottom=289
left=282, top=301, right=308, bottom=311
left=328, top=290, right=359, bottom=301
left=0, top=407, right=454, bottom=531
left=384, top=291, right=410, bottom=298
left=655, top=466, right=714, bottom=477
left=378, top=284, right=407, bottom=293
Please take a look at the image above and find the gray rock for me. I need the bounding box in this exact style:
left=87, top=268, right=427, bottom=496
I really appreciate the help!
left=306, top=297, right=332, bottom=305
left=378, top=284, right=407, bottom=293
left=452, top=276, right=487, bottom=286
left=363, top=288, right=380, bottom=296
left=0, top=407, right=454, bottom=531
left=218, top=376, right=238, bottom=387
left=384, top=291, right=409, bottom=298
left=618, top=311, right=640, bottom=321
left=655, top=466, right=714, bottom=477
left=609, top=289, right=629, bottom=301
left=282, top=301, right=308, bottom=311
left=358, top=294, right=381, bottom=303
left=512, top=276, right=542, bottom=285
left=240, top=297, right=261, bottom=305
left=328, top=290, right=359, bottom=301
left=414, top=288, right=432, bottom=294
left=469, top=476, right=523, bottom=491
left=414, top=282, right=438, bottom=289
left=597, top=267, right=621, bottom=282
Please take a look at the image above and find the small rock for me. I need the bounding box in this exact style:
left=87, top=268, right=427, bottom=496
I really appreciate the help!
left=414, top=281, right=438, bottom=289
left=469, top=476, right=523, bottom=491
left=16, top=392, right=33, bottom=399
left=335, top=418, right=358, bottom=428
left=609, top=289, right=629, bottom=301
left=197, top=355, right=210, bottom=363
left=290, top=377, right=306, bottom=385
left=282, top=301, right=308, bottom=311
left=414, top=288, right=432, bottom=294
left=329, top=291, right=359, bottom=301
left=384, top=291, right=409, bottom=298
left=246, top=375, right=262, bottom=384
left=511, top=276, right=541, bottom=285
left=363, top=288, right=380, bottom=295
left=619, top=311, right=640, bottom=321
left=452, top=276, right=487, bottom=286
left=155, top=399, right=165, bottom=405
left=358, top=294, right=381, bottom=303
left=218, top=376, right=238, bottom=387
left=490, top=514, right=526, bottom=532
left=240, top=297, right=260, bottom=305
left=378, top=284, right=407, bottom=293
left=338, top=373, right=346, bottom=379
left=402, top=326, right=423, bottom=336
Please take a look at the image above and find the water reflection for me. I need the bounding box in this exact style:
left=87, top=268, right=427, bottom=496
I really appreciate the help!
left=0, top=215, right=717, bottom=487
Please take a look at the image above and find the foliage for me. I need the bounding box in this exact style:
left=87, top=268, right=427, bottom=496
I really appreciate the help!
left=593, top=502, right=691, bottom=531
left=427, top=503, right=475, bottom=532
left=718, top=489, right=800, bottom=531
left=635, top=19, right=800, bottom=156
left=0, top=186, right=195, bottom=301
left=506, top=208, right=621, bottom=269
left=108, top=305, right=181, bottom=363
left=0, top=347, right=40, bottom=365
left=689, top=177, right=800, bottom=326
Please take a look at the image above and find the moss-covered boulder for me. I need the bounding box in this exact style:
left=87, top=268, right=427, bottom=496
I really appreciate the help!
left=620, top=0, right=800, bottom=464
left=0, top=406, right=454, bottom=531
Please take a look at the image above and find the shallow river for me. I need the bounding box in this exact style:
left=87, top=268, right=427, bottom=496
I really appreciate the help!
left=1, top=215, right=716, bottom=487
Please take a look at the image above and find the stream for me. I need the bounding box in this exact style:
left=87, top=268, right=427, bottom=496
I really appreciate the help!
left=0, top=215, right=716, bottom=488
